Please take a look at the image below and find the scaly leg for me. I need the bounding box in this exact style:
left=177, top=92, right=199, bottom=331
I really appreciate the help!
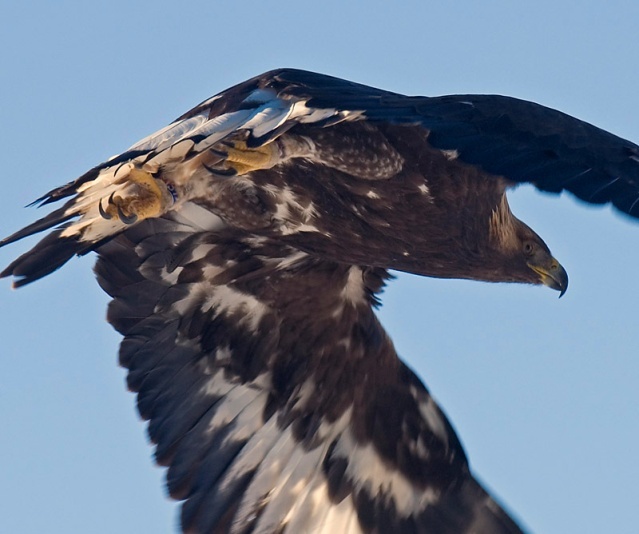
left=99, top=168, right=176, bottom=224
left=208, top=139, right=280, bottom=176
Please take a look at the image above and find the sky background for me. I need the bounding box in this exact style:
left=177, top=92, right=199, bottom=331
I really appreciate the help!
left=1, top=2, right=638, bottom=533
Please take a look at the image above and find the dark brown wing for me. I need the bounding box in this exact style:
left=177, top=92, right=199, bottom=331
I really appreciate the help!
left=93, top=202, right=525, bottom=533
left=264, top=68, right=639, bottom=217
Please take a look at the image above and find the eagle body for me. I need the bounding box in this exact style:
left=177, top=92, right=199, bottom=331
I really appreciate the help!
left=3, top=68, right=639, bottom=533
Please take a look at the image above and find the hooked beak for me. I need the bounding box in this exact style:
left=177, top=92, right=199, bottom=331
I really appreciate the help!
left=528, top=257, right=569, bottom=298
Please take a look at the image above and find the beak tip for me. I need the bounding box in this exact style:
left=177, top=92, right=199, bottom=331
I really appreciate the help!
left=555, top=276, right=568, bottom=298
left=529, top=256, right=568, bottom=297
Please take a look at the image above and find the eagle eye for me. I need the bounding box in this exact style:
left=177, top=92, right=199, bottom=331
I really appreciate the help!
left=523, top=241, right=536, bottom=256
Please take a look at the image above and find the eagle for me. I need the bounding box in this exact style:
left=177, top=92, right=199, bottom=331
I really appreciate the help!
left=1, top=68, right=637, bottom=534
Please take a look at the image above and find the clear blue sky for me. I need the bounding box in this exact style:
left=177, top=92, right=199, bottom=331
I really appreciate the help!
left=1, top=2, right=638, bottom=533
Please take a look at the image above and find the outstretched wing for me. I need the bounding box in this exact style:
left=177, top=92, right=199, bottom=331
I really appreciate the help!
left=93, top=202, right=524, bottom=533
left=267, top=69, right=639, bottom=216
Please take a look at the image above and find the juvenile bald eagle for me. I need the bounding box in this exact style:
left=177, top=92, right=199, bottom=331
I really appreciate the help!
left=2, top=69, right=637, bottom=533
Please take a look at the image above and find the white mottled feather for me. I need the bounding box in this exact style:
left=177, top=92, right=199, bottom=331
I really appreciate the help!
left=191, top=109, right=260, bottom=151
left=309, top=494, right=361, bottom=534
left=203, top=285, right=270, bottom=332
left=241, top=101, right=294, bottom=138
left=336, top=428, right=438, bottom=515
left=232, top=426, right=298, bottom=527
left=243, top=88, right=277, bottom=104
left=125, top=113, right=209, bottom=153
left=144, top=139, right=195, bottom=172
left=252, top=437, right=315, bottom=532
left=415, top=390, right=450, bottom=447
left=170, top=201, right=226, bottom=232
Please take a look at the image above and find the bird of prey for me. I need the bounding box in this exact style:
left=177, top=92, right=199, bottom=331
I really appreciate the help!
left=2, top=68, right=638, bottom=533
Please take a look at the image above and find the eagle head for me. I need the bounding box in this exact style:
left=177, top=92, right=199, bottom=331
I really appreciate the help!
left=489, top=196, right=568, bottom=296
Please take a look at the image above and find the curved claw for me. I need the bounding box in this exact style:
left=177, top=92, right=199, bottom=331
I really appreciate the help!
left=98, top=197, right=112, bottom=220
left=116, top=203, right=138, bottom=225
left=209, top=147, right=229, bottom=158
left=203, top=163, right=237, bottom=177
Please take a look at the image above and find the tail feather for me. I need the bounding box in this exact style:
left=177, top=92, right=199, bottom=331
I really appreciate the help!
left=0, top=229, right=93, bottom=287
left=0, top=204, right=76, bottom=249
left=31, top=168, right=100, bottom=207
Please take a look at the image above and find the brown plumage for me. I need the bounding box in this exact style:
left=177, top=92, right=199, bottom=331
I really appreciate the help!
left=3, top=68, right=639, bottom=533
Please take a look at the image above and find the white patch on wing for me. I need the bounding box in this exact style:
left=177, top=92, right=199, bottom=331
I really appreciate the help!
left=190, top=109, right=258, bottom=151
left=282, top=223, right=323, bottom=235
left=349, top=204, right=362, bottom=216
left=266, top=185, right=320, bottom=235
left=207, top=388, right=265, bottom=443
left=341, top=267, right=365, bottom=305
left=170, top=282, right=213, bottom=316
left=307, top=493, right=361, bottom=534
left=197, top=93, right=223, bottom=108
left=169, top=374, right=365, bottom=532
left=231, top=426, right=298, bottom=527
left=189, top=244, right=216, bottom=264
left=202, top=372, right=270, bottom=440
left=200, top=368, right=239, bottom=398
left=335, top=426, right=438, bottom=515
left=289, top=101, right=329, bottom=121
left=171, top=201, right=226, bottom=232
left=203, top=285, right=269, bottom=331
left=231, top=407, right=361, bottom=534
left=243, top=88, right=277, bottom=104
left=291, top=379, right=317, bottom=408
left=241, top=100, right=294, bottom=138
left=220, top=401, right=442, bottom=529
left=253, top=437, right=327, bottom=531
left=212, top=346, right=232, bottom=368
left=440, top=149, right=459, bottom=160
left=276, top=449, right=362, bottom=534
left=413, top=390, right=450, bottom=447
left=275, top=251, right=309, bottom=270
left=156, top=265, right=182, bottom=285
left=144, top=139, right=195, bottom=172
left=125, top=113, right=209, bottom=153
left=418, top=183, right=430, bottom=194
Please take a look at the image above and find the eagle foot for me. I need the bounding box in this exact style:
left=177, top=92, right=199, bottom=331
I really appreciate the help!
left=98, top=168, right=176, bottom=225
left=208, top=139, right=280, bottom=176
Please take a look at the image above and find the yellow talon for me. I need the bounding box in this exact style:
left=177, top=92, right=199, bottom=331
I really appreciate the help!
left=220, top=140, right=279, bottom=175
left=99, top=168, right=176, bottom=224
